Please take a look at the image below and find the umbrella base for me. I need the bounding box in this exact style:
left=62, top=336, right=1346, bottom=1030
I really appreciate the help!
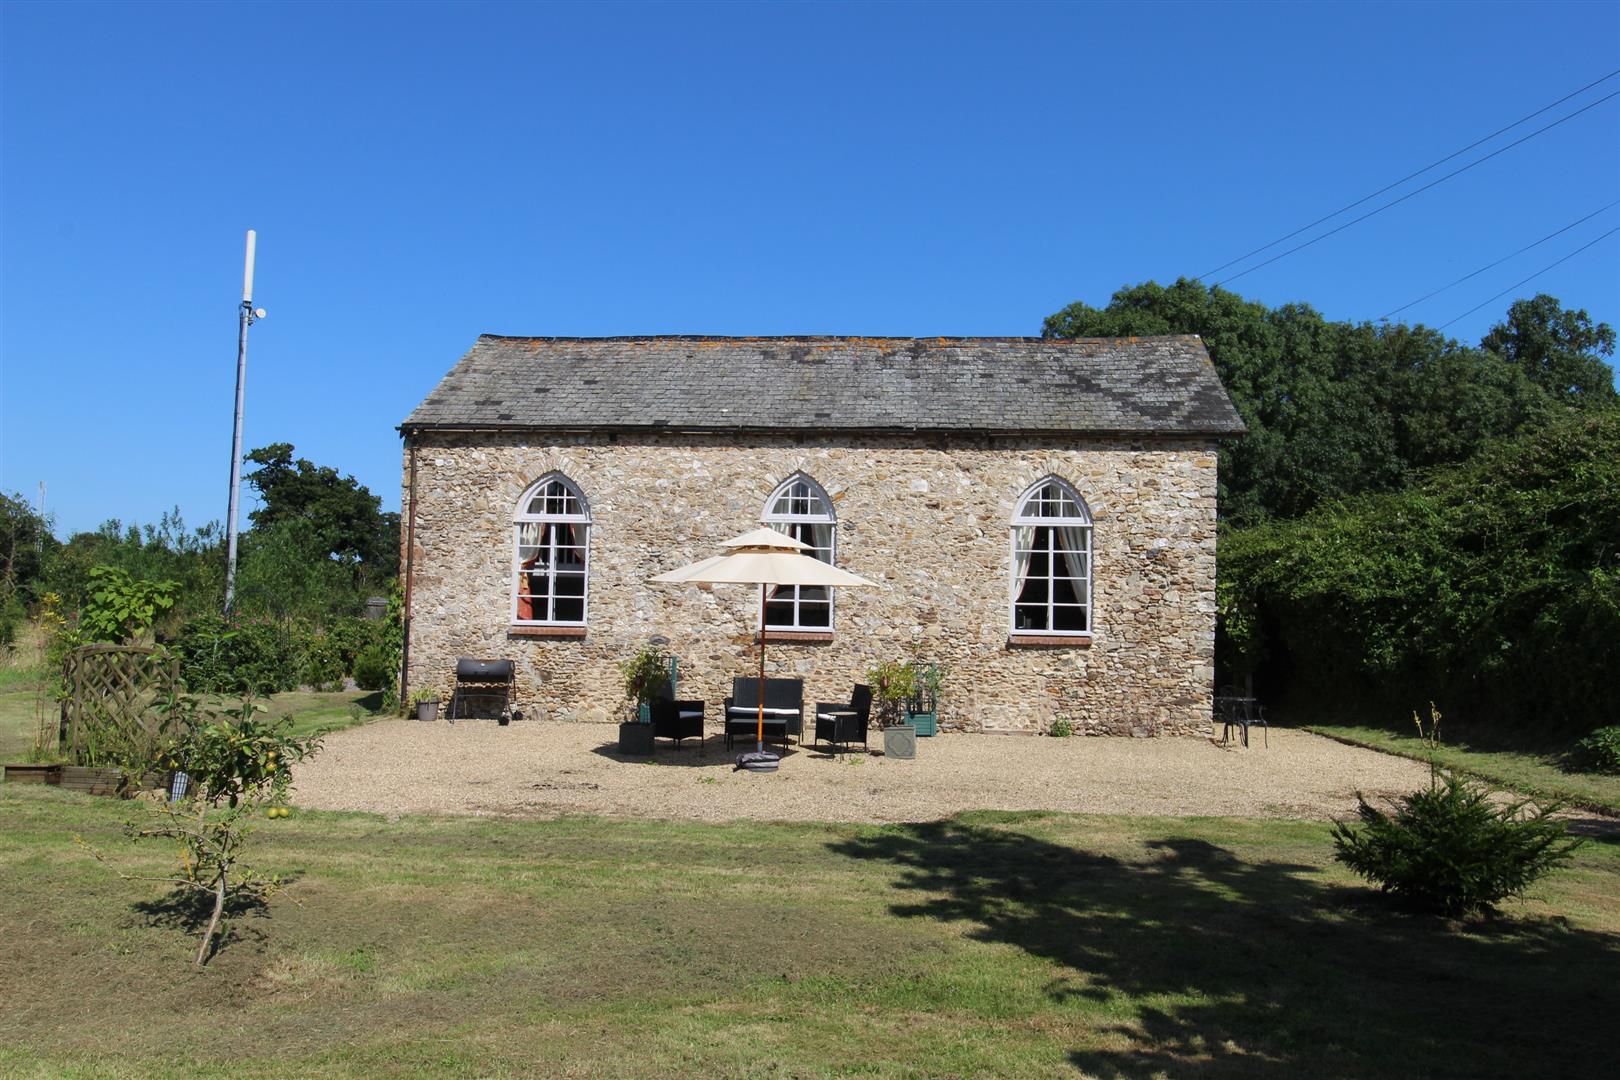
left=735, top=750, right=780, bottom=772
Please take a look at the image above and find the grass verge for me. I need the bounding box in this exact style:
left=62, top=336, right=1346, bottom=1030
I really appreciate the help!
left=0, top=787, right=1615, bottom=1078
left=1305, top=721, right=1620, bottom=816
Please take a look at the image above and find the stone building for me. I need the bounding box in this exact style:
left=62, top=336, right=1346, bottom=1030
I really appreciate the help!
left=399, top=335, right=1244, bottom=736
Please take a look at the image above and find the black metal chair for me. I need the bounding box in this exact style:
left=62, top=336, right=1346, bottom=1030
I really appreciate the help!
left=814, top=684, right=872, bottom=752
left=723, top=677, right=804, bottom=749
left=1215, top=689, right=1267, bottom=748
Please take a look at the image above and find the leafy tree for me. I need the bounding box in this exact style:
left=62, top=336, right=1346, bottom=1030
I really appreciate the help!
left=243, top=443, right=398, bottom=583
left=1043, top=279, right=1560, bottom=523
left=1480, top=294, right=1617, bottom=405
left=0, top=491, right=57, bottom=607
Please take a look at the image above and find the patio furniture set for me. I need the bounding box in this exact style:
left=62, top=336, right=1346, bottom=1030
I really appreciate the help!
left=642, top=675, right=876, bottom=754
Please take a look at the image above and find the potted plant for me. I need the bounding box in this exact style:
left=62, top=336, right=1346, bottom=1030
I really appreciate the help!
left=616, top=645, right=670, bottom=756
left=410, top=687, right=441, bottom=722
left=866, top=659, right=919, bottom=759
left=906, top=661, right=946, bottom=737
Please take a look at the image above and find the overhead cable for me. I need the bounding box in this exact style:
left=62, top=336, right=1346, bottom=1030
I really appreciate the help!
left=1438, top=226, right=1620, bottom=330
left=1199, top=68, right=1620, bottom=280
left=1378, top=201, right=1620, bottom=321
left=1212, top=89, right=1620, bottom=288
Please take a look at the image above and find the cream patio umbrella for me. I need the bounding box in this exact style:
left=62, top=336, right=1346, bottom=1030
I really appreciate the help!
left=650, top=527, right=879, bottom=770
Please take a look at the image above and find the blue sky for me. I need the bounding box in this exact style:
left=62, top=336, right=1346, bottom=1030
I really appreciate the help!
left=2, top=0, right=1617, bottom=538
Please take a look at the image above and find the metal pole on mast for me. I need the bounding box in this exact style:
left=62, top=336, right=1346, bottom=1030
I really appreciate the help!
left=224, top=230, right=264, bottom=616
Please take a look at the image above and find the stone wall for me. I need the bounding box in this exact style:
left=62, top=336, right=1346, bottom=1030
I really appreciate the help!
left=402, top=431, right=1220, bottom=736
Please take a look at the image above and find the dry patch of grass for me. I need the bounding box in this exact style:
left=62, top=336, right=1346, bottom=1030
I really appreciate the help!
left=1, top=789, right=1616, bottom=1078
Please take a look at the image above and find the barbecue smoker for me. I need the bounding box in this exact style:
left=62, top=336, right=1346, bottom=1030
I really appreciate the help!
left=449, top=658, right=521, bottom=724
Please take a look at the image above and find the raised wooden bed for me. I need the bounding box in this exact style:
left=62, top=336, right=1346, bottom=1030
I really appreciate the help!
left=57, top=766, right=132, bottom=796
left=4, top=763, right=64, bottom=785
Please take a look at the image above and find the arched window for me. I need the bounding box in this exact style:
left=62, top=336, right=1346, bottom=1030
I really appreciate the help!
left=1011, top=477, right=1092, bottom=634
left=513, top=473, right=590, bottom=625
left=762, top=473, right=836, bottom=630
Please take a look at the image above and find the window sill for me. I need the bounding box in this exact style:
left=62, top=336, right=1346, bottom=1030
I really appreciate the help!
left=1007, top=634, right=1092, bottom=648
left=757, top=630, right=834, bottom=644
left=509, top=625, right=587, bottom=639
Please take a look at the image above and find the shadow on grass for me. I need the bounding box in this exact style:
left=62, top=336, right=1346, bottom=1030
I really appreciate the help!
left=831, top=819, right=1619, bottom=1079
left=130, top=871, right=300, bottom=961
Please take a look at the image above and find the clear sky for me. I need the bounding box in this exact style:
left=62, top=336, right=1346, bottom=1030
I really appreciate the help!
left=2, top=0, right=1617, bottom=538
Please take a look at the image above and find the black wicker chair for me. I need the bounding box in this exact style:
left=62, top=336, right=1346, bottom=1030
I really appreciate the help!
left=814, top=684, right=872, bottom=752
left=648, top=678, right=705, bottom=750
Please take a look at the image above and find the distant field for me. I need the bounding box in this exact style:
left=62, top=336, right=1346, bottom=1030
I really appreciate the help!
left=1, top=785, right=1616, bottom=1078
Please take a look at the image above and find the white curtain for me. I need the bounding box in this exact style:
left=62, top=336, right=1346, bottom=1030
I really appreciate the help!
left=1012, top=526, right=1034, bottom=600
left=1057, top=526, right=1088, bottom=582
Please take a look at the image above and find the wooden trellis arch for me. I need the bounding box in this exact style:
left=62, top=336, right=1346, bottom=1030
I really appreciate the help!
left=59, top=644, right=181, bottom=767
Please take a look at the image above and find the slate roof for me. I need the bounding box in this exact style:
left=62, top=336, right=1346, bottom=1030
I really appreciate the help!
left=402, top=335, right=1245, bottom=438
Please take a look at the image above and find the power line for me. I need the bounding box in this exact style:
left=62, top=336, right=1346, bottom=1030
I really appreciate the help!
left=1438, top=226, right=1620, bottom=331
left=1213, top=88, right=1620, bottom=288
left=1378, top=201, right=1620, bottom=321
left=1200, top=68, right=1620, bottom=280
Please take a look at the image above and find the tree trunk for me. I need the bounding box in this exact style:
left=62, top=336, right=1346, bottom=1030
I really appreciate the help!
left=195, top=868, right=227, bottom=969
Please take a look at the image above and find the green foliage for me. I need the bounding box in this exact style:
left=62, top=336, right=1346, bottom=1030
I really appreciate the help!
left=1221, top=410, right=1620, bottom=729
left=409, top=685, right=440, bottom=705
left=231, top=518, right=366, bottom=624
left=80, top=565, right=179, bottom=644
left=1042, top=279, right=1593, bottom=524
left=377, top=583, right=403, bottom=712
left=1332, top=771, right=1580, bottom=916
left=617, top=645, right=671, bottom=712
left=244, top=443, right=399, bottom=585
left=1049, top=717, right=1074, bottom=738
left=45, top=510, right=223, bottom=628
left=299, top=629, right=346, bottom=692
left=1481, top=294, right=1618, bottom=405
left=865, top=659, right=918, bottom=726
left=0, top=490, right=57, bottom=609
left=352, top=643, right=394, bottom=693
left=161, top=696, right=323, bottom=808
left=1574, top=726, right=1620, bottom=775
left=172, top=615, right=302, bottom=696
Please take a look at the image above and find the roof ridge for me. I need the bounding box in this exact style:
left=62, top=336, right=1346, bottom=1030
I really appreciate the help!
left=473, top=333, right=1203, bottom=345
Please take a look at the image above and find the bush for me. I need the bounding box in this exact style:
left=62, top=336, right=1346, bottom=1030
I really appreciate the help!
left=1049, top=718, right=1074, bottom=738
left=173, top=615, right=302, bottom=696
left=352, top=643, right=394, bottom=693
left=1332, top=772, right=1580, bottom=916
left=1574, top=726, right=1620, bottom=774
left=300, top=633, right=346, bottom=692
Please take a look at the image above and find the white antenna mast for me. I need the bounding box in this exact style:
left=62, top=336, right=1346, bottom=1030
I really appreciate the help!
left=223, top=229, right=267, bottom=615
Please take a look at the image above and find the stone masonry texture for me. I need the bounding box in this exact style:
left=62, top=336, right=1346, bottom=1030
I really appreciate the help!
left=402, top=431, right=1220, bottom=737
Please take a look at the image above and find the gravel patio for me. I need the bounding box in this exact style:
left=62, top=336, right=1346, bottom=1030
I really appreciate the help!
left=290, top=719, right=1433, bottom=824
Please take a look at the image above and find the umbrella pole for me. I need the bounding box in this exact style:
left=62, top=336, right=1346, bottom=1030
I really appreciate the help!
left=757, top=583, right=766, bottom=755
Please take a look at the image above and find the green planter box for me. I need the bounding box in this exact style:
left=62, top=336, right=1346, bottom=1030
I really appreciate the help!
left=907, top=712, right=938, bottom=737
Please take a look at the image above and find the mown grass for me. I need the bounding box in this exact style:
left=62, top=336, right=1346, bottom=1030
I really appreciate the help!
left=1, top=783, right=1616, bottom=1078
left=1304, top=721, right=1620, bottom=815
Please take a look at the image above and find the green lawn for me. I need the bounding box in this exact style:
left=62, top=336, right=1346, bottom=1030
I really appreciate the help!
left=1, top=784, right=1616, bottom=1078
left=1304, top=721, right=1620, bottom=815
left=0, top=684, right=381, bottom=764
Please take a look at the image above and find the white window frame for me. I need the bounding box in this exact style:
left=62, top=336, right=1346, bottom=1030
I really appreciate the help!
left=511, top=473, right=591, bottom=627
left=761, top=473, right=837, bottom=632
left=1009, top=476, right=1093, bottom=636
